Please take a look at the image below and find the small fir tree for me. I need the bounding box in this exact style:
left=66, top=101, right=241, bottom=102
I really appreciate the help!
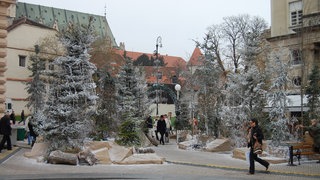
left=115, top=57, right=151, bottom=146
left=267, top=51, right=292, bottom=146
left=25, top=45, right=46, bottom=117
left=306, top=65, right=320, bottom=120
left=94, top=70, right=118, bottom=140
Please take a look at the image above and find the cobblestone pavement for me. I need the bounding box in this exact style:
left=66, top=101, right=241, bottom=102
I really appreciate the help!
left=0, top=141, right=319, bottom=180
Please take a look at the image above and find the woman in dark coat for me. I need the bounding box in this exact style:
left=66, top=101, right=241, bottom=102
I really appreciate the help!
left=0, top=112, right=12, bottom=152
left=247, top=118, right=269, bottom=175
left=157, top=115, right=167, bottom=145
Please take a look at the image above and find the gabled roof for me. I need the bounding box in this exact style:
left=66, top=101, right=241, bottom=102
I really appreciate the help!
left=7, top=17, right=54, bottom=31
left=114, top=49, right=187, bottom=69
left=113, top=49, right=187, bottom=85
left=188, top=47, right=204, bottom=66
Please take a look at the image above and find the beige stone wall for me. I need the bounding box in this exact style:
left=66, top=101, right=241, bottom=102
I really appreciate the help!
left=271, top=0, right=320, bottom=37
left=267, top=35, right=319, bottom=94
left=271, top=0, right=291, bottom=37
left=6, top=23, right=56, bottom=115
left=149, top=103, right=175, bottom=117
left=269, top=0, right=320, bottom=95
left=303, top=0, right=320, bottom=14
left=0, top=0, right=16, bottom=116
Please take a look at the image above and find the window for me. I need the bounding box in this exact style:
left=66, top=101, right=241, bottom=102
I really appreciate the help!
left=19, top=55, right=26, bottom=67
left=289, top=1, right=303, bottom=26
left=48, top=64, right=54, bottom=70
left=290, top=49, right=302, bottom=65
left=48, top=61, right=54, bottom=70
left=292, top=76, right=301, bottom=87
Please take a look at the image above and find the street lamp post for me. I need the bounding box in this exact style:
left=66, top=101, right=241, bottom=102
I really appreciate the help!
left=154, top=36, right=162, bottom=116
left=175, top=84, right=181, bottom=144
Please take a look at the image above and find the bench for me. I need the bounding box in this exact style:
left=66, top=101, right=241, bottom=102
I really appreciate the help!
left=288, top=131, right=320, bottom=165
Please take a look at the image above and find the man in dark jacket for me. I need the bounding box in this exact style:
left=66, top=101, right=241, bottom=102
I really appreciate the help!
left=0, top=111, right=12, bottom=152
left=247, top=118, right=269, bottom=175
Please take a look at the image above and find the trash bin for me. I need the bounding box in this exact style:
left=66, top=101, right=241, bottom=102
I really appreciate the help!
left=17, top=128, right=25, bottom=141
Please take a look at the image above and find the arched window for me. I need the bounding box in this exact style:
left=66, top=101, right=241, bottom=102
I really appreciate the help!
left=292, top=76, right=301, bottom=87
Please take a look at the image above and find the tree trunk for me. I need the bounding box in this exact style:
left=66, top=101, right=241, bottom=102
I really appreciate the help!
left=145, top=133, right=158, bottom=146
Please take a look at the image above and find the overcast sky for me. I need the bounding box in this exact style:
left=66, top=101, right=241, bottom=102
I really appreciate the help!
left=19, top=0, right=271, bottom=60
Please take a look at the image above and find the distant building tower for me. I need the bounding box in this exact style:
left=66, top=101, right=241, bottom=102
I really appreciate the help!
left=119, top=42, right=125, bottom=50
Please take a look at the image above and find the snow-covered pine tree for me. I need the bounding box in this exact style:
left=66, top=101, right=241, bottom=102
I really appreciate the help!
left=116, top=57, right=139, bottom=122
left=196, top=15, right=268, bottom=143
left=25, top=45, right=47, bottom=135
left=220, top=16, right=267, bottom=147
left=267, top=49, right=292, bottom=146
left=115, top=57, right=151, bottom=146
left=42, top=18, right=98, bottom=152
left=306, top=65, right=320, bottom=120
left=194, top=56, right=224, bottom=137
left=26, top=45, right=46, bottom=116
left=135, top=67, right=153, bottom=118
left=94, top=70, right=118, bottom=140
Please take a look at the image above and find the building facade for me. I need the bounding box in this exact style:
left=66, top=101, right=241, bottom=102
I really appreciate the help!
left=6, top=17, right=56, bottom=114
left=0, top=0, right=16, bottom=116
left=268, top=0, right=320, bottom=115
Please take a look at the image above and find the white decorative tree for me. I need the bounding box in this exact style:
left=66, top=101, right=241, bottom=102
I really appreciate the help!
left=220, top=16, right=268, bottom=147
left=267, top=49, right=293, bottom=146
left=115, top=57, right=151, bottom=146
left=41, top=18, right=98, bottom=152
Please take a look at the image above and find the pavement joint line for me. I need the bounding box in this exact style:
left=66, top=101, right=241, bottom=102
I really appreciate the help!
left=166, top=160, right=320, bottom=178
left=0, top=147, right=21, bottom=164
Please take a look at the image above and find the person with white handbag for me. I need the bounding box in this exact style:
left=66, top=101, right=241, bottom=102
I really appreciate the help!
left=247, top=118, right=270, bottom=175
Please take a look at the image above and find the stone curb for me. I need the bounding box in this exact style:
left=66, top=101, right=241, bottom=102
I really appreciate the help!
left=166, top=160, right=320, bottom=178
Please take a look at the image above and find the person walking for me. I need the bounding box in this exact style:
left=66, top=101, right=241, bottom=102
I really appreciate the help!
left=0, top=111, right=12, bottom=152
left=10, top=110, right=16, bottom=125
left=296, top=119, right=320, bottom=163
left=20, top=110, right=25, bottom=125
left=157, top=115, right=166, bottom=145
left=28, top=119, right=37, bottom=147
left=164, top=114, right=171, bottom=143
left=24, top=116, right=31, bottom=145
left=145, top=115, right=153, bottom=137
left=247, top=118, right=269, bottom=175
left=154, top=116, right=159, bottom=141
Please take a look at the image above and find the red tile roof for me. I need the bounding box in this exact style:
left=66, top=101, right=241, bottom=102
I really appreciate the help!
left=188, top=47, right=204, bottom=66
left=113, top=49, right=187, bottom=84
left=114, top=49, right=187, bottom=68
